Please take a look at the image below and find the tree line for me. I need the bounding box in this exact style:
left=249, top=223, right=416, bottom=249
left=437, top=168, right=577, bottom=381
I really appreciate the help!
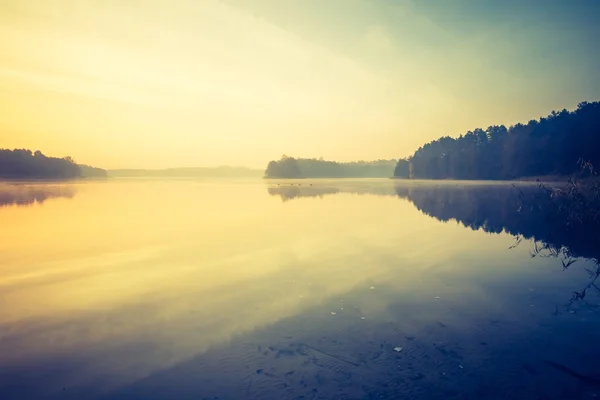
left=0, top=149, right=106, bottom=179
left=264, top=155, right=397, bottom=178
left=395, top=101, right=600, bottom=179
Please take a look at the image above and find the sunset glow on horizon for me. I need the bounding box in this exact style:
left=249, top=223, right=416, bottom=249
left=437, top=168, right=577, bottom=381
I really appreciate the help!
left=1, top=0, right=599, bottom=169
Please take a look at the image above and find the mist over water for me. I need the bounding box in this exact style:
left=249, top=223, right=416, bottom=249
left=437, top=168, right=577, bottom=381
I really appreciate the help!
left=0, top=179, right=598, bottom=399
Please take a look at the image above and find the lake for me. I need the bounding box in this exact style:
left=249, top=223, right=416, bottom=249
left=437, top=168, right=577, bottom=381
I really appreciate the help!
left=0, top=179, right=599, bottom=399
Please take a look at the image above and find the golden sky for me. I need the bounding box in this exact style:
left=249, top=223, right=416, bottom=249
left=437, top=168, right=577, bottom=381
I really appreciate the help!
left=0, top=0, right=598, bottom=169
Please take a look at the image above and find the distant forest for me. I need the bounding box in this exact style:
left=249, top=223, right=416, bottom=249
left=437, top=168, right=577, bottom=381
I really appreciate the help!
left=394, top=101, right=600, bottom=179
left=264, top=156, right=397, bottom=178
left=0, top=149, right=106, bottom=179
left=108, top=166, right=262, bottom=178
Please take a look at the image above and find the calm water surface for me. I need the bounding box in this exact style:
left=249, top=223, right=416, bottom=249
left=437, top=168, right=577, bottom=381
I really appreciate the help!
left=0, top=179, right=599, bottom=399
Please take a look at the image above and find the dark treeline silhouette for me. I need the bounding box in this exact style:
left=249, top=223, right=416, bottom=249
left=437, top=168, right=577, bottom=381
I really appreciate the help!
left=264, top=155, right=398, bottom=178
left=0, top=184, right=76, bottom=207
left=393, top=159, right=410, bottom=178
left=394, top=101, right=600, bottom=180
left=108, top=166, right=262, bottom=178
left=0, top=149, right=106, bottom=179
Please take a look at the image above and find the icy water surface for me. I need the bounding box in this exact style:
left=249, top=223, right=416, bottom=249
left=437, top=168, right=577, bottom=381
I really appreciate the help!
left=0, top=179, right=599, bottom=399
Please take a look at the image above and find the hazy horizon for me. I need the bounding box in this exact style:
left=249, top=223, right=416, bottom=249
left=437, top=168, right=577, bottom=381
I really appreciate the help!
left=1, top=0, right=599, bottom=169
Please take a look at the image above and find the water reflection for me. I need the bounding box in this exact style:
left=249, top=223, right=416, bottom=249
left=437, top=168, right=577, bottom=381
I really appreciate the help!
left=268, top=180, right=600, bottom=306
left=267, top=184, right=340, bottom=201
left=268, top=181, right=599, bottom=260
left=1, top=180, right=599, bottom=399
left=393, top=183, right=599, bottom=262
left=267, top=180, right=398, bottom=201
left=0, top=183, right=76, bottom=207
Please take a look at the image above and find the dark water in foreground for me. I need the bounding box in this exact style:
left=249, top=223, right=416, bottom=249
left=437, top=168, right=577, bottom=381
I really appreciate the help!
left=0, top=179, right=599, bottom=399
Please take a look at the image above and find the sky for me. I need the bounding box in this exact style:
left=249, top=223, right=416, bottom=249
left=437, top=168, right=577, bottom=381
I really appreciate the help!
left=0, top=0, right=599, bottom=169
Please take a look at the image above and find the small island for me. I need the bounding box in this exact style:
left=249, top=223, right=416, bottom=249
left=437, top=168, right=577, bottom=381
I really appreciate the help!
left=264, top=156, right=399, bottom=179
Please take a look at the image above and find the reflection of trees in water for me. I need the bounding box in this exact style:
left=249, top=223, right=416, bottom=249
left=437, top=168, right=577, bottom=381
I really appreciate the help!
left=393, top=183, right=599, bottom=262
left=0, top=184, right=76, bottom=207
left=526, top=239, right=600, bottom=308
left=395, top=184, right=525, bottom=234
left=267, top=183, right=397, bottom=202
left=267, top=185, right=340, bottom=202
left=395, top=182, right=600, bottom=306
left=267, top=183, right=394, bottom=201
left=266, top=181, right=599, bottom=261
left=267, top=181, right=600, bottom=304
